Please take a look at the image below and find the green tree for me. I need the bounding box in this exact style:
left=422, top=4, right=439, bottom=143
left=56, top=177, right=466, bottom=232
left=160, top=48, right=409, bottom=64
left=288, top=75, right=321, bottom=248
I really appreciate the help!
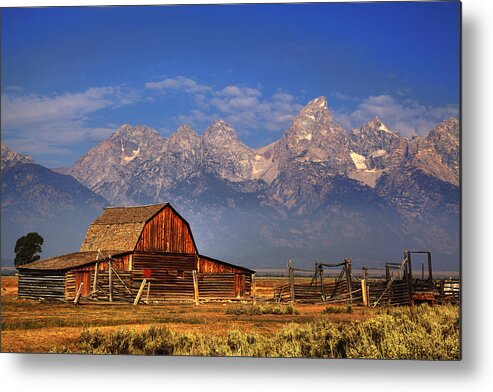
left=14, top=232, right=44, bottom=267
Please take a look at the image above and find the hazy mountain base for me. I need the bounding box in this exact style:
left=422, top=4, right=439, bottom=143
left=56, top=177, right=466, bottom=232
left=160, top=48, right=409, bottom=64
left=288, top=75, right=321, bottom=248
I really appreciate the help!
left=124, top=172, right=458, bottom=270
left=0, top=162, right=107, bottom=263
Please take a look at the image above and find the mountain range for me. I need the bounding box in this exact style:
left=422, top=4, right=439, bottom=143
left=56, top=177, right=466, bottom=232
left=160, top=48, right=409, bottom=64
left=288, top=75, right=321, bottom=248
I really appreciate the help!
left=1, top=97, right=460, bottom=270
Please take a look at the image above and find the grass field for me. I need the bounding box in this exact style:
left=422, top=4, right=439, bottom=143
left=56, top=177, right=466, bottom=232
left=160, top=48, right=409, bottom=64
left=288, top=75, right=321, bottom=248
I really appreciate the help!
left=0, top=276, right=460, bottom=359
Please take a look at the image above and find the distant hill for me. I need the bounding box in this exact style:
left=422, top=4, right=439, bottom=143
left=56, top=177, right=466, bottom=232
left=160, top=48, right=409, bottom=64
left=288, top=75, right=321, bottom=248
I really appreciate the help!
left=1, top=144, right=107, bottom=264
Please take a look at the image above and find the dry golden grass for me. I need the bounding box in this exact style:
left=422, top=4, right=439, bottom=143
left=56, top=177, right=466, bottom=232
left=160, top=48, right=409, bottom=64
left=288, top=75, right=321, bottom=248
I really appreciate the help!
left=1, top=276, right=373, bottom=353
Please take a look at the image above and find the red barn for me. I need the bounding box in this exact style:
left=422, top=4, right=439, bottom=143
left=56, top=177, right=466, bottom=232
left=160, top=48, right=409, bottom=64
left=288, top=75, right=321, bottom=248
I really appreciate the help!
left=17, top=203, right=255, bottom=303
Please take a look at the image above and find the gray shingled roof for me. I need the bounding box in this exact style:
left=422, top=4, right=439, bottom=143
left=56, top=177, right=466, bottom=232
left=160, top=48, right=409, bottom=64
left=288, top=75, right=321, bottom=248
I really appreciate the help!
left=18, top=250, right=127, bottom=271
left=80, top=203, right=168, bottom=252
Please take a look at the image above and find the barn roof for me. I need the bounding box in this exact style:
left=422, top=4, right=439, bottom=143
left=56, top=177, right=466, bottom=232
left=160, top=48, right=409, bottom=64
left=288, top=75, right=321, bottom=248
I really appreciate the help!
left=80, top=203, right=169, bottom=252
left=17, top=250, right=128, bottom=271
left=93, top=203, right=168, bottom=224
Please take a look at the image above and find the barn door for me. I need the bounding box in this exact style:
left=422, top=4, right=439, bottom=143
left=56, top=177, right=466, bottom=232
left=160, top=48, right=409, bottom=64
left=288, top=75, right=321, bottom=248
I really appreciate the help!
left=234, top=273, right=245, bottom=298
left=75, top=271, right=91, bottom=296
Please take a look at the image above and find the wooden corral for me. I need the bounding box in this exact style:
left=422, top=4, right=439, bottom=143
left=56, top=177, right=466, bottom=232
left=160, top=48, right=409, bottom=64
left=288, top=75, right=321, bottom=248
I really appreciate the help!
left=274, top=259, right=362, bottom=305
left=17, top=203, right=255, bottom=304
left=274, top=252, right=460, bottom=307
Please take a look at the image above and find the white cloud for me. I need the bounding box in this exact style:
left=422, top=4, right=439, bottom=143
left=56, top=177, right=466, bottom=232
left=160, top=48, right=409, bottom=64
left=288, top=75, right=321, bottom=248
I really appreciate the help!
left=217, top=85, right=262, bottom=98
left=145, top=76, right=302, bottom=134
left=207, top=88, right=301, bottom=132
left=334, top=95, right=458, bottom=137
left=1, top=86, right=137, bottom=159
left=145, top=76, right=211, bottom=95
left=5, top=85, right=23, bottom=92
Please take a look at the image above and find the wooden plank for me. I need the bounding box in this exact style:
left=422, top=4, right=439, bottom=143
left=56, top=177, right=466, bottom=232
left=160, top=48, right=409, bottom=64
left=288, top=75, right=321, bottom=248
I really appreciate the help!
left=18, top=270, right=66, bottom=301
left=133, top=279, right=147, bottom=305
left=252, top=273, right=257, bottom=304
left=74, top=282, right=84, bottom=304
left=320, top=266, right=326, bottom=301
left=192, top=270, right=199, bottom=305
left=92, top=261, right=99, bottom=296
left=145, top=281, right=151, bottom=304
left=111, top=267, right=132, bottom=294
left=344, top=259, right=353, bottom=304
left=361, top=279, right=368, bottom=306
left=108, top=260, right=113, bottom=302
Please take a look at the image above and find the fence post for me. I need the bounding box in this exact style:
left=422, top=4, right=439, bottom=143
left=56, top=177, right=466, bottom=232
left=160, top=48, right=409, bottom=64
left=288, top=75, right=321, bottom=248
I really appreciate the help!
left=74, top=282, right=84, bottom=305
left=133, top=279, right=147, bottom=306
left=361, top=279, right=367, bottom=306
left=345, top=259, right=353, bottom=304
left=192, top=270, right=199, bottom=305
left=319, top=264, right=326, bottom=301
left=363, top=267, right=370, bottom=306
left=108, top=259, right=113, bottom=302
left=145, top=281, right=151, bottom=304
left=92, top=261, right=99, bottom=298
left=252, top=273, right=257, bottom=304
left=288, top=260, right=295, bottom=302
left=404, top=251, right=413, bottom=305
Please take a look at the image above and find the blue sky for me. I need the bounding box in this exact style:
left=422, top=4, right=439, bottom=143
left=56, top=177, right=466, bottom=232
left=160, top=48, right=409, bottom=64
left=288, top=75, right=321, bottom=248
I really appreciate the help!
left=1, top=2, right=460, bottom=167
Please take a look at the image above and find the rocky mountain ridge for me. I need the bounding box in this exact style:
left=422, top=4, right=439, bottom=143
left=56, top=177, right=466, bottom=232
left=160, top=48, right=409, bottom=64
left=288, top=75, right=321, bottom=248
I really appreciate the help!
left=1, top=142, right=35, bottom=170
left=67, top=96, right=458, bottom=209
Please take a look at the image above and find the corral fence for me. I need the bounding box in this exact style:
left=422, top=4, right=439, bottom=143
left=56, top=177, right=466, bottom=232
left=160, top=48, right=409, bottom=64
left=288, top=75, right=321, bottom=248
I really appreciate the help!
left=274, top=259, right=362, bottom=304
left=274, top=256, right=460, bottom=307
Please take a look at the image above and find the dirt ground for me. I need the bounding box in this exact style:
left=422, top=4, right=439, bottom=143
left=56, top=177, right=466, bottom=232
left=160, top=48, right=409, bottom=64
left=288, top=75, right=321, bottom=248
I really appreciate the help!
left=1, top=275, right=375, bottom=353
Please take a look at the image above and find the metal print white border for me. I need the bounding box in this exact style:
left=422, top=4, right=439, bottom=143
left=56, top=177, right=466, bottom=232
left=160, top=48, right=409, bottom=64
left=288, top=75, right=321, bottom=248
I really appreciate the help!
left=2, top=2, right=462, bottom=368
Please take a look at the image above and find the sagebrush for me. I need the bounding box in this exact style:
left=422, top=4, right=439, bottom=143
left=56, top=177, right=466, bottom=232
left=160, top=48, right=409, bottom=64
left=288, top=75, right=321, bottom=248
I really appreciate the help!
left=53, top=304, right=459, bottom=359
left=226, top=303, right=299, bottom=315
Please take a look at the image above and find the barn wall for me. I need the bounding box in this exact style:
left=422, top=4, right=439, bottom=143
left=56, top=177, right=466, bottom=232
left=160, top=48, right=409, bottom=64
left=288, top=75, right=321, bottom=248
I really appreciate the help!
left=132, top=269, right=195, bottom=302
left=132, top=252, right=197, bottom=271
left=68, top=255, right=130, bottom=272
left=65, top=255, right=130, bottom=299
left=18, top=270, right=66, bottom=301
left=26, top=252, right=252, bottom=303
left=65, top=270, right=133, bottom=301
left=198, top=256, right=250, bottom=274
left=197, top=273, right=252, bottom=299
left=130, top=253, right=197, bottom=301
left=135, top=206, right=197, bottom=254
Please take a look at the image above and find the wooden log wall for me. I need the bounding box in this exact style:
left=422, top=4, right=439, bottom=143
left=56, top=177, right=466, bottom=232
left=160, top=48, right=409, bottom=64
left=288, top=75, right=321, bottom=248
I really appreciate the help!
left=132, top=252, right=197, bottom=271
left=197, top=273, right=235, bottom=299
left=18, top=270, right=66, bottom=301
left=94, top=271, right=132, bottom=302
left=135, top=206, right=197, bottom=254
left=244, top=274, right=252, bottom=297
left=198, top=256, right=249, bottom=274
left=132, top=269, right=195, bottom=302
left=197, top=273, right=252, bottom=299
left=65, top=270, right=133, bottom=301
left=65, top=253, right=254, bottom=303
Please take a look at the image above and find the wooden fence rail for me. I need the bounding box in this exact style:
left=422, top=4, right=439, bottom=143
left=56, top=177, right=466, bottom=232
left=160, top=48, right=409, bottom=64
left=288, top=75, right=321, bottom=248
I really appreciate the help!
left=274, top=261, right=460, bottom=307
